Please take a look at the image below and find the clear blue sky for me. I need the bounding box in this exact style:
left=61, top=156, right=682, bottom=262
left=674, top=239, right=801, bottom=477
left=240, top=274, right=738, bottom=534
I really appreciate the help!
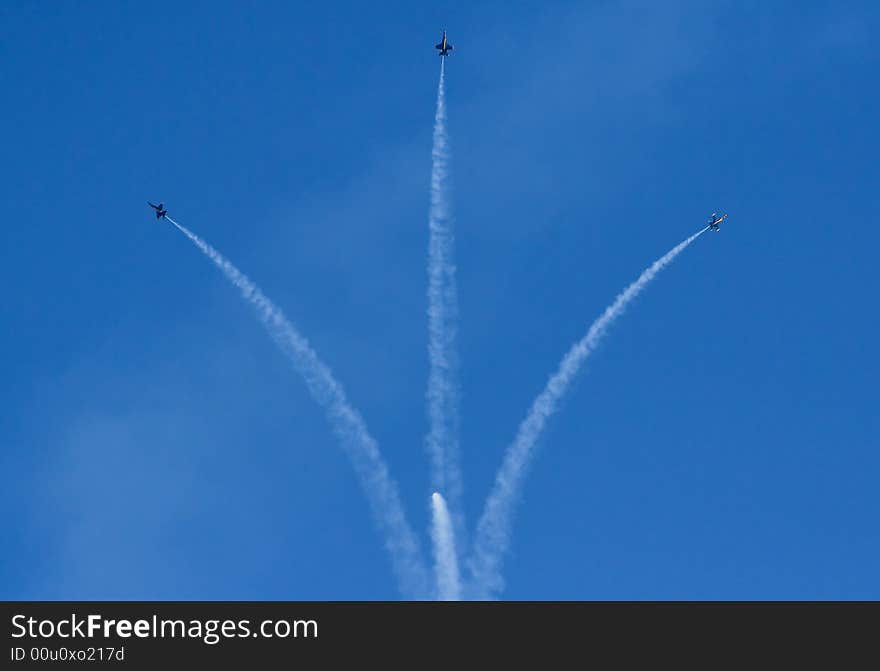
left=2, top=1, right=878, bottom=599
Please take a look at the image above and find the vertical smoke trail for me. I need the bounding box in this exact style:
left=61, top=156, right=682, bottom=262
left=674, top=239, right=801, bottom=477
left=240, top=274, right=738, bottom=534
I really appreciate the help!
left=426, top=59, right=464, bottom=538
left=431, top=492, right=462, bottom=600
left=469, top=226, right=710, bottom=597
left=166, top=217, right=430, bottom=599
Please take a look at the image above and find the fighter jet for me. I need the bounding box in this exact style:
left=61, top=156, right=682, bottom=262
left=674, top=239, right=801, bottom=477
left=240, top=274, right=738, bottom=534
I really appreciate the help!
left=435, top=30, right=453, bottom=57
left=148, top=201, right=168, bottom=219
left=708, top=212, right=727, bottom=232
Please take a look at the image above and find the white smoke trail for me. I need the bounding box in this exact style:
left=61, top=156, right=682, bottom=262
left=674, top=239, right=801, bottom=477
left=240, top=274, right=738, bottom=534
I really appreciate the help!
left=469, top=226, right=710, bottom=598
left=430, top=492, right=461, bottom=600
left=166, top=217, right=430, bottom=598
left=426, top=59, right=464, bottom=538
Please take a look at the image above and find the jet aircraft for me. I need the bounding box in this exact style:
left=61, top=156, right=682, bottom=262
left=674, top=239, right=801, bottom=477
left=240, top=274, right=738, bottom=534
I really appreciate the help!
left=148, top=202, right=168, bottom=219
left=708, top=212, right=727, bottom=232
left=435, top=31, right=453, bottom=56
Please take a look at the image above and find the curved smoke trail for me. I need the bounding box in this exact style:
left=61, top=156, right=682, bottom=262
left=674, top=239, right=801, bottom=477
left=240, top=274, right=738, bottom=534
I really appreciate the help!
left=469, top=226, right=710, bottom=598
left=167, top=217, right=430, bottom=598
left=430, top=492, right=461, bottom=600
left=426, top=59, right=464, bottom=542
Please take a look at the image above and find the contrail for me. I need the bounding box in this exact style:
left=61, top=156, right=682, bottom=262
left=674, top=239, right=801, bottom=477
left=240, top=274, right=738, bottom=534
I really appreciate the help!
left=469, top=225, right=710, bottom=598
left=430, top=492, right=461, bottom=600
left=426, top=59, right=464, bottom=540
left=166, top=216, right=430, bottom=599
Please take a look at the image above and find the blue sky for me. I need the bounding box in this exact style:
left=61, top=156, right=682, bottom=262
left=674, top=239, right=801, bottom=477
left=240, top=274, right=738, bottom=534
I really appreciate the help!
left=2, top=1, right=878, bottom=599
